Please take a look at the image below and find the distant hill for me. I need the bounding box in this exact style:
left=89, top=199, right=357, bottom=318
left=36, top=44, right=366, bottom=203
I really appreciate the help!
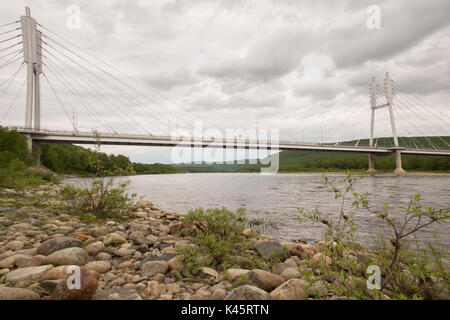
left=171, top=136, right=450, bottom=173
left=239, top=136, right=450, bottom=173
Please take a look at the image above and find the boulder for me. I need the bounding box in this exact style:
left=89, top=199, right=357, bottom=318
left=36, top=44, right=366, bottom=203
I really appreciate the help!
left=211, top=288, right=227, bottom=300
left=271, top=279, right=308, bottom=300
left=315, top=240, right=338, bottom=253
left=50, top=266, right=98, bottom=300
left=45, top=247, right=89, bottom=266
left=128, top=231, right=146, bottom=245
left=97, top=252, right=112, bottom=261
left=37, top=237, right=83, bottom=256
left=41, top=265, right=75, bottom=281
left=248, top=269, right=284, bottom=291
left=84, top=241, right=105, bottom=256
left=141, top=261, right=168, bottom=278
left=201, top=267, right=218, bottom=279
left=5, top=265, right=53, bottom=288
left=0, top=254, right=29, bottom=268
left=297, top=244, right=315, bottom=257
left=93, top=288, right=143, bottom=300
left=169, top=222, right=186, bottom=235
left=254, top=241, right=290, bottom=260
left=85, top=261, right=111, bottom=274
left=167, top=256, right=181, bottom=271
left=311, top=253, right=332, bottom=266
left=141, top=252, right=177, bottom=265
left=7, top=241, right=24, bottom=251
left=104, top=233, right=127, bottom=246
left=15, top=255, right=46, bottom=268
left=190, top=289, right=212, bottom=300
left=225, top=285, right=271, bottom=300
left=272, top=263, right=291, bottom=275
left=0, top=287, right=40, bottom=300
left=226, top=268, right=250, bottom=282
left=165, top=283, right=181, bottom=294
left=280, top=267, right=301, bottom=280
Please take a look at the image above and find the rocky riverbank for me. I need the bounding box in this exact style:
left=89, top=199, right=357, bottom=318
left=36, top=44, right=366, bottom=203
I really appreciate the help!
left=0, top=184, right=447, bottom=300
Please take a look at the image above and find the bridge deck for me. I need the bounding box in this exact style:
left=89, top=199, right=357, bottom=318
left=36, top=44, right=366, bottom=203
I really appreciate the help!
left=15, top=129, right=450, bottom=156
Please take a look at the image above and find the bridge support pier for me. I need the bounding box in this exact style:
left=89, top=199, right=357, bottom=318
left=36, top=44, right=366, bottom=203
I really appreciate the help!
left=367, top=153, right=376, bottom=174
left=31, top=140, right=40, bottom=168
left=394, top=150, right=405, bottom=174
left=26, top=135, right=40, bottom=167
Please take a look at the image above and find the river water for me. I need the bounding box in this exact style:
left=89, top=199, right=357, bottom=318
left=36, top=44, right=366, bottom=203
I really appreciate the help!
left=65, top=173, right=450, bottom=250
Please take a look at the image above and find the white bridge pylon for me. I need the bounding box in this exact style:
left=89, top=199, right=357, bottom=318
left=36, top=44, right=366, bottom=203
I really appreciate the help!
left=369, top=72, right=405, bottom=174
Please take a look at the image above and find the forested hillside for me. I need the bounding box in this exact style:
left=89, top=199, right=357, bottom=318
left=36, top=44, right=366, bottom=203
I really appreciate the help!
left=0, top=127, right=57, bottom=189
left=0, top=127, right=179, bottom=188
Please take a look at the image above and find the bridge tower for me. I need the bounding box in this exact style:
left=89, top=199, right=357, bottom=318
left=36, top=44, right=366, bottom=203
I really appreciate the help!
left=20, top=7, right=42, bottom=166
left=368, top=72, right=406, bottom=174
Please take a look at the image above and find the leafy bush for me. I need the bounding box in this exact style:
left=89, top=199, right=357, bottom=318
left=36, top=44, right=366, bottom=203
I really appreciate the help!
left=60, top=131, right=136, bottom=221
left=61, top=179, right=136, bottom=221
left=298, top=172, right=449, bottom=300
left=177, top=207, right=257, bottom=275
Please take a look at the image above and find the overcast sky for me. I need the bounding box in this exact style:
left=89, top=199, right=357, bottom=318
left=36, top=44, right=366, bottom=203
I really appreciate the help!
left=0, top=0, right=449, bottom=163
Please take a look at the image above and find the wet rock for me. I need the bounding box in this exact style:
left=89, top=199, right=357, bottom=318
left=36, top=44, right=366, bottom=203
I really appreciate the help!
left=248, top=269, right=284, bottom=291
left=225, top=285, right=271, bottom=300
left=271, top=279, right=308, bottom=300
left=46, top=247, right=88, bottom=266
left=37, top=237, right=83, bottom=256
left=254, top=240, right=290, bottom=260
left=0, top=287, right=40, bottom=300
left=5, top=265, right=53, bottom=287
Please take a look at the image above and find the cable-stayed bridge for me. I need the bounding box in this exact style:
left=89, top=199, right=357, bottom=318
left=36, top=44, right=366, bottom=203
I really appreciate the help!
left=1, top=8, right=449, bottom=173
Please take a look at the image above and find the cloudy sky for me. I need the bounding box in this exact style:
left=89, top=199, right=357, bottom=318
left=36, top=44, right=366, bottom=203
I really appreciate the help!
left=0, top=0, right=449, bottom=163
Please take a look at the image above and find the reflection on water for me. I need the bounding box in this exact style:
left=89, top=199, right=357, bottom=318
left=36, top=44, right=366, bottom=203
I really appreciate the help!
left=65, top=173, right=450, bottom=249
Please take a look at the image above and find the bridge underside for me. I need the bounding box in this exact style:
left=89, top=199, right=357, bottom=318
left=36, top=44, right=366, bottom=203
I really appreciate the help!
left=19, top=129, right=449, bottom=175
left=24, top=131, right=450, bottom=157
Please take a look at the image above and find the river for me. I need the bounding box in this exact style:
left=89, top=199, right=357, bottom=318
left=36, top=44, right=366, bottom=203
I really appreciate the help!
left=65, top=173, right=450, bottom=250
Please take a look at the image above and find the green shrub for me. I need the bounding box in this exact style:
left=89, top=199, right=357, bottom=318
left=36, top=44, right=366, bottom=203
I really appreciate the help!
left=177, top=207, right=257, bottom=275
